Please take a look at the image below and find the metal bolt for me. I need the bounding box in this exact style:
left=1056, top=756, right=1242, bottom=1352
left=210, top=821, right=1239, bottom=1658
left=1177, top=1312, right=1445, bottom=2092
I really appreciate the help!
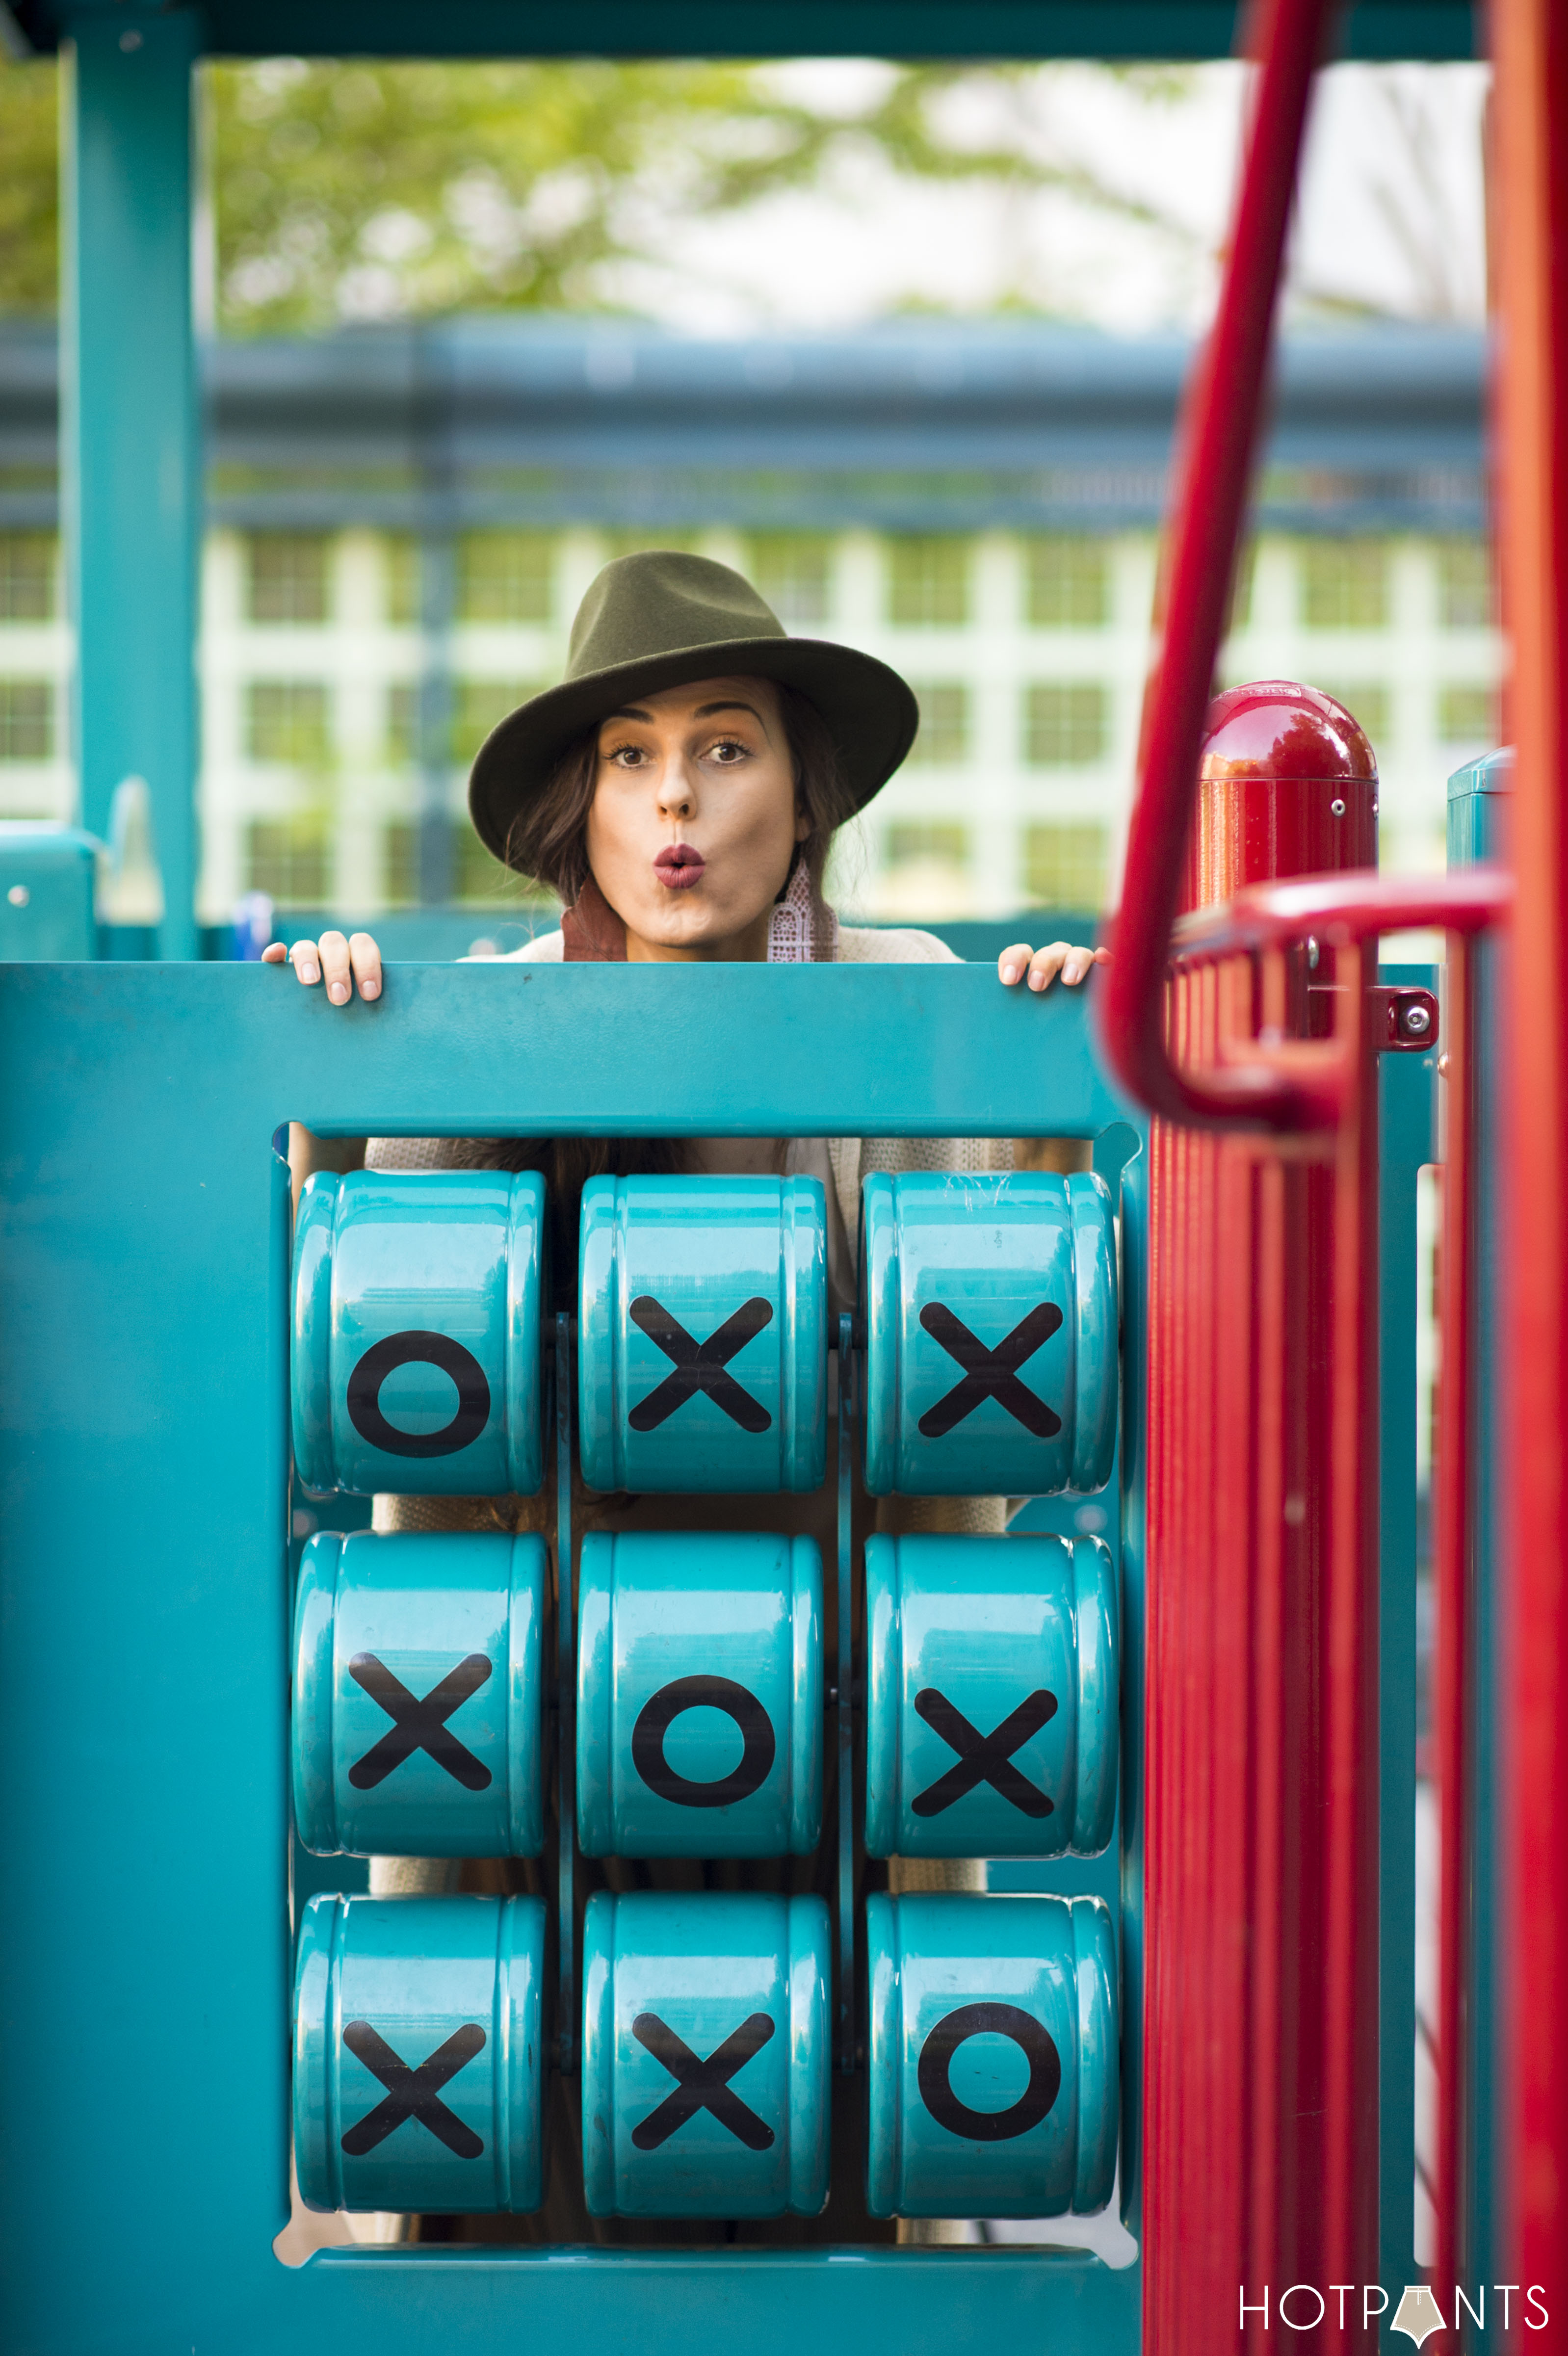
left=6, top=884, right=29, bottom=908
left=119, top=27, right=143, bottom=49
left=1331, top=797, right=1346, bottom=816
left=1372, top=798, right=1380, bottom=813
left=1402, top=1003, right=1433, bottom=1037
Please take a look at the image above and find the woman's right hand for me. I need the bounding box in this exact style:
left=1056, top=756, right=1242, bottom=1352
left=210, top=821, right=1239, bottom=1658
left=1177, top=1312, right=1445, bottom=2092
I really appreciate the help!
left=262, top=930, right=382, bottom=1004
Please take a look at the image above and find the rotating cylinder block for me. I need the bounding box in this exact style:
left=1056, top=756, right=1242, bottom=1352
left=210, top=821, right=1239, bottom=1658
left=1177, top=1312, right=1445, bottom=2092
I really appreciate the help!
left=292, top=1169, right=546, bottom=1497
left=861, top=1171, right=1117, bottom=1498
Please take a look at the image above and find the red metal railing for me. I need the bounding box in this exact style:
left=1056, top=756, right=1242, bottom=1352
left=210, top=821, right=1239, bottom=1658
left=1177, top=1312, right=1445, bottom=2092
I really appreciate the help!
left=1099, top=0, right=1515, bottom=2340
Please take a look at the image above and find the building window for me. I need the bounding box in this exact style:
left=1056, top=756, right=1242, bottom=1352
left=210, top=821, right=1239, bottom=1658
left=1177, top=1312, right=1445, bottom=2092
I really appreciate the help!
left=1023, top=682, right=1109, bottom=767
left=1438, top=540, right=1491, bottom=629
left=885, top=821, right=971, bottom=872
left=1438, top=684, right=1497, bottom=744
left=1226, top=541, right=1258, bottom=632
left=906, top=683, right=970, bottom=767
left=1024, top=538, right=1109, bottom=628
left=384, top=819, right=522, bottom=906
left=746, top=534, right=832, bottom=627
left=245, top=534, right=331, bottom=625
left=1318, top=683, right=1391, bottom=748
left=0, top=533, right=55, bottom=624
left=0, top=679, right=53, bottom=761
left=1300, top=540, right=1389, bottom=629
left=887, top=537, right=970, bottom=628
left=602, top=530, right=698, bottom=565
left=387, top=682, right=421, bottom=767
left=245, top=817, right=331, bottom=906
left=1022, top=821, right=1111, bottom=912
left=457, top=533, right=556, bottom=624
left=452, top=680, right=536, bottom=764
left=386, top=536, right=421, bottom=626
left=244, top=681, right=332, bottom=767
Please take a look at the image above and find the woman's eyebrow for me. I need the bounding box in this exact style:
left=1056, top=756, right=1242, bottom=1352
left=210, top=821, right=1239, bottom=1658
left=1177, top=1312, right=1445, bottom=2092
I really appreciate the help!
left=605, top=705, right=653, bottom=722
left=694, top=700, right=765, bottom=722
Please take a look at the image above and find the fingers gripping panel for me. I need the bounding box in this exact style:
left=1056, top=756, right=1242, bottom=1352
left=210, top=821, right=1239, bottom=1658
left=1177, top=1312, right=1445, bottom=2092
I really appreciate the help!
left=865, top=1894, right=1119, bottom=2221
left=864, top=1533, right=1119, bottom=1860
left=577, top=1531, right=823, bottom=1858
left=861, top=1172, right=1118, bottom=1497
left=581, top=1891, right=831, bottom=2218
left=292, top=1170, right=547, bottom=1497
left=293, top=1894, right=547, bottom=2214
left=577, top=1175, right=828, bottom=1494
left=292, top=1531, right=546, bottom=1858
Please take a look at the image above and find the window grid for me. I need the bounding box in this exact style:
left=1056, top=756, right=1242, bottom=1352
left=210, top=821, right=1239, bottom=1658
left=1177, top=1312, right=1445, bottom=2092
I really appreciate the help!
left=246, top=534, right=331, bottom=626
left=386, top=682, right=421, bottom=768
left=1300, top=539, right=1390, bottom=630
left=1024, top=538, right=1109, bottom=628
left=1318, top=683, right=1391, bottom=752
left=1438, top=684, right=1496, bottom=744
left=386, top=537, right=421, bottom=627
left=906, top=682, right=970, bottom=767
left=887, top=537, right=970, bottom=628
left=1023, top=682, right=1109, bottom=767
left=746, top=534, right=832, bottom=627
left=246, top=817, right=331, bottom=906
left=384, top=818, right=526, bottom=906
left=0, top=679, right=52, bottom=761
left=1022, top=821, right=1111, bottom=912
left=452, top=680, right=537, bottom=765
left=1438, top=540, right=1492, bottom=630
left=0, top=534, right=55, bottom=624
left=885, top=821, right=971, bottom=873
left=244, top=681, right=332, bottom=768
left=457, top=533, right=556, bottom=624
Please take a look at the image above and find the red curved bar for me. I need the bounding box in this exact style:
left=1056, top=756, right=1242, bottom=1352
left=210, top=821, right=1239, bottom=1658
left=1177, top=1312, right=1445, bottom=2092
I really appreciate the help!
left=1098, top=0, right=1335, bottom=1131
left=1170, top=867, right=1513, bottom=964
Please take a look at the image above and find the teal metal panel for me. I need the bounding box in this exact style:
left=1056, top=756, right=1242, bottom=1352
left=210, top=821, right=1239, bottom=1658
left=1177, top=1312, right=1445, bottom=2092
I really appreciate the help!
left=0, top=961, right=1139, bottom=2355
left=0, top=826, right=99, bottom=958
left=19, top=1, right=1481, bottom=61
left=61, top=14, right=200, bottom=959
left=1376, top=961, right=1437, bottom=2348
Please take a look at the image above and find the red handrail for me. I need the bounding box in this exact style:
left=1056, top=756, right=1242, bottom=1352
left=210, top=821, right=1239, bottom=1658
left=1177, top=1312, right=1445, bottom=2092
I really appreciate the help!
left=1099, top=0, right=1335, bottom=1130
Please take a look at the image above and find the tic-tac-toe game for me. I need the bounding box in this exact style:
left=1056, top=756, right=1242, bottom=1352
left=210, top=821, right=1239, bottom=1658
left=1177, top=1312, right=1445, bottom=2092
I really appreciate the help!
left=4, top=3, right=1565, bottom=2354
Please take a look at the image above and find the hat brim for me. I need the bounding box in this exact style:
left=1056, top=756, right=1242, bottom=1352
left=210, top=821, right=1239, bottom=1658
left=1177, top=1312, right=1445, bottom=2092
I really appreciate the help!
left=467, top=635, right=919, bottom=867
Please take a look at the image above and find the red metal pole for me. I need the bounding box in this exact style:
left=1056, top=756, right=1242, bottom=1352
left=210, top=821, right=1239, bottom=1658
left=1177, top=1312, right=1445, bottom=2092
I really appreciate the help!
left=1494, top=0, right=1568, bottom=2331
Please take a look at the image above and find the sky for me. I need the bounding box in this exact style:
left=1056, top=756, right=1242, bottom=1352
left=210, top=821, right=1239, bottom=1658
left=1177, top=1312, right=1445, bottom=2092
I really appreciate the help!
left=603, top=60, right=1490, bottom=338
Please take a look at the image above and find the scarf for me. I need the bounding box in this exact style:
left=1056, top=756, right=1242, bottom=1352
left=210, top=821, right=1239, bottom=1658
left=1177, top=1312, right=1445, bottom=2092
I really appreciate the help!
left=560, top=855, right=838, bottom=964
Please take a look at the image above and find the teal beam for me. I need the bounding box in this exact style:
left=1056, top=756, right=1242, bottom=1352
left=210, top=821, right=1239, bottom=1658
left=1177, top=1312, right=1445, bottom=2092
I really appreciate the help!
left=61, top=11, right=200, bottom=959
left=1377, top=963, right=1437, bottom=2346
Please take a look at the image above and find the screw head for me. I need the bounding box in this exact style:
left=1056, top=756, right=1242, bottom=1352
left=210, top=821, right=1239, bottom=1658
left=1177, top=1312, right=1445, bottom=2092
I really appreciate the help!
left=1331, top=797, right=1347, bottom=816
left=1402, top=1003, right=1432, bottom=1037
left=7, top=884, right=30, bottom=908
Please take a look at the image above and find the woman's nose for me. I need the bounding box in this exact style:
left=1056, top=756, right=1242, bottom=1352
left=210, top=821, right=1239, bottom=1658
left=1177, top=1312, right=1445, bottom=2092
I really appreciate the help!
left=655, top=759, right=695, bottom=818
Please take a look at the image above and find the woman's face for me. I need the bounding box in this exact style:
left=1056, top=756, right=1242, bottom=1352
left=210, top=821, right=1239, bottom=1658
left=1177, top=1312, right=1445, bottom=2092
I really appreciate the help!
left=584, top=675, right=807, bottom=960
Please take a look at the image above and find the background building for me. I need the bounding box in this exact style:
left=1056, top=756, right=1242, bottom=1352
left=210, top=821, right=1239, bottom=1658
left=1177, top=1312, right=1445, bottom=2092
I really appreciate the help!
left=0, top=317, right=1495, bottom=937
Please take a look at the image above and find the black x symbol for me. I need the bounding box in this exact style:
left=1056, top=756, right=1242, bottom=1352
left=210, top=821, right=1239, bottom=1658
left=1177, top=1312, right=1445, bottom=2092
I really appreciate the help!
left=340, top=2019, right=487, bottom=2158
left=917, top=1301, right=1063, bottom=1440
left=912, top=1687, right=1059, bottom=1819
left=627, top=1295, right=774, bottom=1435
left=629, top=2010, right=776, bottom=2151
left=347, top=1652, right=493, bottom=1791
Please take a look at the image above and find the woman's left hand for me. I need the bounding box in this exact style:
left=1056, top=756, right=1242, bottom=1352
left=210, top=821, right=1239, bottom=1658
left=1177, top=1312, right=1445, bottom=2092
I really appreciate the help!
left=997, top=941, right=1109, bottom=992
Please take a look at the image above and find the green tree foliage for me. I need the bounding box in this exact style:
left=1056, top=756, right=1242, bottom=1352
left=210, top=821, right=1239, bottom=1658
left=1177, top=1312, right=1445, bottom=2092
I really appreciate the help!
left=0, top=49, right=1194, bottom=332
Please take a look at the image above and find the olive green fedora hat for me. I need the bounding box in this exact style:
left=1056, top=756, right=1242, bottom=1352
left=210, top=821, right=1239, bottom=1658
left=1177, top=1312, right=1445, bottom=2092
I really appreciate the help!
left=468, top=550, right=919, bottom=864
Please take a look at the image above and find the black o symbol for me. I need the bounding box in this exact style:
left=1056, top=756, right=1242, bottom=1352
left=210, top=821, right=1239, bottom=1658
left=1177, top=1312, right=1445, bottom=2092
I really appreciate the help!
left=346, top=1330, right=492, bottom=1460
left=631, top=1675, right=777, bottom=1808
left=916, top=2002, right=1061, bottom=2143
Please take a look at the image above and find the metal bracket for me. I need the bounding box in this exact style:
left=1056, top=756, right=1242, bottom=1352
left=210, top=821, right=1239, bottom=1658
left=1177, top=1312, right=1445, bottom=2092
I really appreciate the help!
left=1371, top=984, right=1440, bottom=1053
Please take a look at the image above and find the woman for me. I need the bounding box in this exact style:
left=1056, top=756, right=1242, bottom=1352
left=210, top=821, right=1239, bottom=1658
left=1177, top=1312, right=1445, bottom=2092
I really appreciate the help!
left=269, top=551, right=1105, bottom=2246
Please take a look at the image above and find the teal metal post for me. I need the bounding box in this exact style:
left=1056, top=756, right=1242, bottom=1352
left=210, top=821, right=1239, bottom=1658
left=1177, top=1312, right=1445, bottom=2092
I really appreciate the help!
left=1377, top=962, right=1437, bottom=2345
left=61, top=11, right=201, bottom=959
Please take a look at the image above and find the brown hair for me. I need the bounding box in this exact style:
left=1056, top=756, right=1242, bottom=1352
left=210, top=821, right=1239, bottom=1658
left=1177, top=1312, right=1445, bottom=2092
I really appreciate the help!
left=501, top=680, right=856, bottom=904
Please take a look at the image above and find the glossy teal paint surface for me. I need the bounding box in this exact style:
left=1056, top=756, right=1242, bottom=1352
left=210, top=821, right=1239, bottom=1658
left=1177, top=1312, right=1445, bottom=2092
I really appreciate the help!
left=862, top=1172, right=1117, bottom=1496
left=62, top=19, right=200, bottom=958
left=0, top=829, right=99, bottom=959
left=577, top=1530, right=822, bottom=1857
left=581, top=1890, right=831, bottom=2218
left=0, top=960, right=1139, bottom=2356
left=294, top=1893, right=547, bottom=2214
left=865, top=1533, right=1117, bottom=1859
left=864, top=1893, right=1118, bottom=2221
left=578, top=1174, right=827, bottom=1493
left=292, top=1530, right=546, bottom=1858
left=292, top=1168, right=546, bottom=1496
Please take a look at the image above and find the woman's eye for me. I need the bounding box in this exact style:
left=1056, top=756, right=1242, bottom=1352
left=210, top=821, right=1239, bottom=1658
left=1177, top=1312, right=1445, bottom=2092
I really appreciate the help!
left=708, top=739, right=749, bottom=764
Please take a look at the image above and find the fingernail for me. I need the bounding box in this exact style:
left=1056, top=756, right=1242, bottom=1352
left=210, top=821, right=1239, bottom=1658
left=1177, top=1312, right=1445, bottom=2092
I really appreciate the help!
left=1001, top=963, right=1020, bottom=984
left=328, top=982, right=348, bottom=1003
left=299, top=960, right=320, bottom=984
left=361, top=979, right=380, bottom=999
left=1029, top=969, right=1046, bottom=990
